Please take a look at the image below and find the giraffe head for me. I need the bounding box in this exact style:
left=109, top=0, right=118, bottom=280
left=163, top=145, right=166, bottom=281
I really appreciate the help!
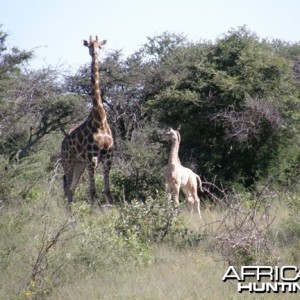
left=83, top=36, right=107, bottom=57
left=159, top=128, right=181, bottom=144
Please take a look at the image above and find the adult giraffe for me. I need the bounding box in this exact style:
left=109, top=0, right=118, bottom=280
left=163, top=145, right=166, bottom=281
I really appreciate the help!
left=61, top=36, right=114, bottom=206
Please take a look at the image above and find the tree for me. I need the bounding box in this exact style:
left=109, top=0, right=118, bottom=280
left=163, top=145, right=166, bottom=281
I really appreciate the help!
left=0, top=27, right=87, bottom=161
left=145, top=28, right=300, bottom=187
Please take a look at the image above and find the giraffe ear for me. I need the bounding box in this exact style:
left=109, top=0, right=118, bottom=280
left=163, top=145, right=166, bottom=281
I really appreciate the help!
left=83, top=40, right=89, bottom=47
left=99, top=40, right=107, bottom=48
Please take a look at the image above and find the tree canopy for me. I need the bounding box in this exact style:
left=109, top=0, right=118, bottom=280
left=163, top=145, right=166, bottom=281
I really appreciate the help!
left=144, top=27, right=300, bottom=186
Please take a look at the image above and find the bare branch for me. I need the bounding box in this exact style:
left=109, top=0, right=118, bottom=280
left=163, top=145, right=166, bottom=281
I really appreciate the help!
left=211, top=96, right=283, bottom=143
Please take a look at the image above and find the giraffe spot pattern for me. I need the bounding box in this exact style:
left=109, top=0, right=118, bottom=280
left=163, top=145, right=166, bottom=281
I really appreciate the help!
left=60, top=36, right=114, bottom=205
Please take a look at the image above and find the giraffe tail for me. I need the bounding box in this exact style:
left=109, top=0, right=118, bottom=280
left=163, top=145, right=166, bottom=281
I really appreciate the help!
left=196, top=175, right=204, bottom=192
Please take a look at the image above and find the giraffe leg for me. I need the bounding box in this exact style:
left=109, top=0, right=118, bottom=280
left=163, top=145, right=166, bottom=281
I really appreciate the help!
left=193, top=194, right=202, bottom=219
left=186, top=194, right=194, bottom=216
left=183, top=188, right=194, bottom=217
left=70, top=162, right=86, bottom=198
left=166, top=183, right=172, bottom=201
left=62, top=162, right=74, bottom=204
left=102, top=158, right=113, bottom=205
left=87, top=158, right=98, bottom=206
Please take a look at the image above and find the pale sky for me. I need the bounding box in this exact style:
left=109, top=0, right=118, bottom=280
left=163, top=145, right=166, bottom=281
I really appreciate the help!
left=2, top=0, right=300, bottom=70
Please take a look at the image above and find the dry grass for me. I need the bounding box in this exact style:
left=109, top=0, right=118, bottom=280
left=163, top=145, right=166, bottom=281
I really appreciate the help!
left=1, top=186, right=300, bottom=300
left=48, top=245, right=299, bottom=300
left=50, top=246, right=231, bottom=300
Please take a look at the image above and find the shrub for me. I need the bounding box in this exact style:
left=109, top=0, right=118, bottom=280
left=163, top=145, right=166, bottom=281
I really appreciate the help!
left=72, top=206, right=154, bottom=269
left=215, top=192, right=277, bottom=266
left=115, top=192, right=204, bottom=248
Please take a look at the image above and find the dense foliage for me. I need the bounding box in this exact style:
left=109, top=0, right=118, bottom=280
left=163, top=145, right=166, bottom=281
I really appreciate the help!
left=145, top=28, right=300, bottom=186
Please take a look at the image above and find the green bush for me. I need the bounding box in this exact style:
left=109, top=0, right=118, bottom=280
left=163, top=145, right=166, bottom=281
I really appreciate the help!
left=72, top=204, right=154, bottom=268
left=115, top=192, right=204, bottom=248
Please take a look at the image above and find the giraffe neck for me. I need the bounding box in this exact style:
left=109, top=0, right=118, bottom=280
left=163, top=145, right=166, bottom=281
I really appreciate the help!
left=91, top=54, right=107, bottom=128
left=168, top=138, right=181, bottom=165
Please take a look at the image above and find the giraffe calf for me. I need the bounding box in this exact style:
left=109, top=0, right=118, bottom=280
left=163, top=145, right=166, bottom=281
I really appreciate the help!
left=160, top=128, right=204, bottom=219
left=164, top=163, right=204, bottom=219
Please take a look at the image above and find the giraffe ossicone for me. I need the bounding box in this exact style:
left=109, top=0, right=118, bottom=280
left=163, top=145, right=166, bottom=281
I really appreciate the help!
left=61, top=36, right=114, bottom=206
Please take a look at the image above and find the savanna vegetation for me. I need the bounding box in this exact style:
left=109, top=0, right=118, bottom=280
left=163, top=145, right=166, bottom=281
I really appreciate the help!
left=1, top=25, right=300, bottom=299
